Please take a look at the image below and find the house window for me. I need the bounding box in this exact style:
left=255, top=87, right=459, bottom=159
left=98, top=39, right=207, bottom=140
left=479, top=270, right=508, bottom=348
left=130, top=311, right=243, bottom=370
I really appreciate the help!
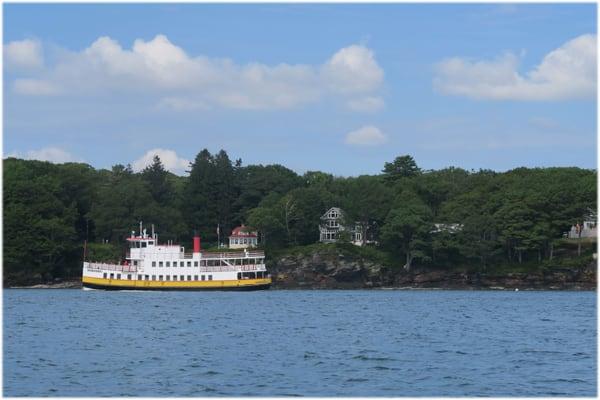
left=152, top=261, right=156, bottom=267
left=159, top=261, right=163, bottom=267
left=166, top=261, right=170, bottom=267
left=194, top=261, right=198, bottom=267
left=181, top=262, right=185, bottom=268
left=187, top=261, right=191, bottom=267
left=173, top=261, right=177, bottom=267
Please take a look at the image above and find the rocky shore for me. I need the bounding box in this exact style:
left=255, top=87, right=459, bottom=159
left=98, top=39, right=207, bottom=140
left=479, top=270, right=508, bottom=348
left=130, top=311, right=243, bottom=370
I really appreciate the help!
left=269, top=251, right=597, bottom=290
left=10, top=280, right=82, bottom=289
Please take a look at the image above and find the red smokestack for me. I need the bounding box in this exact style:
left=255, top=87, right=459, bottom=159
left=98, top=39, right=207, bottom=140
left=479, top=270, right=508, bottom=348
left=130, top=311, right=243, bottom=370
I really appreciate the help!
left=193, top=235, right=201, bottom=253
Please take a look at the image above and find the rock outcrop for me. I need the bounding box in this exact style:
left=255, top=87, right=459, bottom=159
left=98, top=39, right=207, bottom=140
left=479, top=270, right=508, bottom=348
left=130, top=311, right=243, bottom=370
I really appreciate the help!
left=268, top=250, right=597, bottom=290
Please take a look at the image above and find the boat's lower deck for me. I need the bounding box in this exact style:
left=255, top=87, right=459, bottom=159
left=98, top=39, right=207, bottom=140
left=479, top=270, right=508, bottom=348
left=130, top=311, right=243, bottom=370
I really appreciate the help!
left=82, top=276, right=271, bottom=291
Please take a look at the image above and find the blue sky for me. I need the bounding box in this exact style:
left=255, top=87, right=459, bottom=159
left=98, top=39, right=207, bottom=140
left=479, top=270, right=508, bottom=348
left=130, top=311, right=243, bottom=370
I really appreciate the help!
left=3, top=3, right=597, bottom=176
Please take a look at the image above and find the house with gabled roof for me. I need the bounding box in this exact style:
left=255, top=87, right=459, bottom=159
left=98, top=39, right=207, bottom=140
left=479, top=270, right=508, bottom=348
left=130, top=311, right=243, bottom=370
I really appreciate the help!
left=318, top=207, right=363, bottom=246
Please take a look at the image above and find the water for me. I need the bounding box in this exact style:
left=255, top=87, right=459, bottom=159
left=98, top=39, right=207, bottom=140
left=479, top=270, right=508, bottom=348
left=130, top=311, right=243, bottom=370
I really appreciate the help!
left=4, top=289, right=596, bottom=396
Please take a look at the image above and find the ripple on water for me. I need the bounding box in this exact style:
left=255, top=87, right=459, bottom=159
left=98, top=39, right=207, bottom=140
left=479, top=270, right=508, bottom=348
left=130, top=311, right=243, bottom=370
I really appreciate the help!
left=3, top=290, right=596, bottom=396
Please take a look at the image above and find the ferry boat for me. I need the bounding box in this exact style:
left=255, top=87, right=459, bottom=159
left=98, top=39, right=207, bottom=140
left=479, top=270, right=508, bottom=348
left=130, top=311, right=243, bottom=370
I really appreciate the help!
left=82, top=224, right=271, bottom=291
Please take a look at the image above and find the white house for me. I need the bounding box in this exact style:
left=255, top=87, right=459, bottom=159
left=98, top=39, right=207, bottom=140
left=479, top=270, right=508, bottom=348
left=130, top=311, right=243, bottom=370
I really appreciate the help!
left=319, top=207, right=363, bottom=246
left=229, top=225, right=258, bottom=249
left=567, top=210, right=597, bottom=239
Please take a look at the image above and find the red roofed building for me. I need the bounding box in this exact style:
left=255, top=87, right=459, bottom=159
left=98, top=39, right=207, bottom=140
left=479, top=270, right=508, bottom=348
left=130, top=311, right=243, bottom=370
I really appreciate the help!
left=229, top=224, right=259, bottom=249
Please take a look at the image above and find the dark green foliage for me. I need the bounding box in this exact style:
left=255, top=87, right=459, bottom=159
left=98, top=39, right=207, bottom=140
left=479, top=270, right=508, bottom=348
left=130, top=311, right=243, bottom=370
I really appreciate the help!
left=382, top=155, right=421, bottom=182
left=3, top=152, right=597, bottom=286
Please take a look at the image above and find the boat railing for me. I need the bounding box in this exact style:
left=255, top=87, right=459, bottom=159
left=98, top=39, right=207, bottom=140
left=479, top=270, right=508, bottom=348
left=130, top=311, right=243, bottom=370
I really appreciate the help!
left=85, top=262, right=137, bottom=273
left=202, top=251, right=265, bottom=259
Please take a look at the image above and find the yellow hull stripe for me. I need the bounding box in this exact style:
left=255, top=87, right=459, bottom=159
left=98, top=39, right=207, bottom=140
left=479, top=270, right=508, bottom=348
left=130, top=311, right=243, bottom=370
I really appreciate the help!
left=82, top=276, right=271, bottom=289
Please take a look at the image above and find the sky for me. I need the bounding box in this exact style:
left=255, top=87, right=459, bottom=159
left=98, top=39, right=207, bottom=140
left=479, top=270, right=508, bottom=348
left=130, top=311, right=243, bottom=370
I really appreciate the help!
left=3, top=3, right=597, bottom=176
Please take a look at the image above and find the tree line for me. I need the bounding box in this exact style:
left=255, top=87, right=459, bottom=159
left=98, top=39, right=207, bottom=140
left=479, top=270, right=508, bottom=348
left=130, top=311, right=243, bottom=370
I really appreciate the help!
left=3, top=151, right=596, bottom=285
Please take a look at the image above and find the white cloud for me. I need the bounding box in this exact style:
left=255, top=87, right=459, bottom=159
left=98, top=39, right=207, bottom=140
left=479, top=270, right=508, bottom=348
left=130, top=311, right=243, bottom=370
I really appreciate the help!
left=433, top=34, right=596, bottom=101
left=8, top=35, right=384, bottom=111
left=156, top=97, right=210, bottom=112
left=322, top=45, right=384, bottom=94
left=346, top=96, right=385, bottom=112
left=132, top=148, right=190, bottom=175
left=344, top=125, right=387, bottom=146
left=4, top=39, right=43, bottom=69
left=8, top=147, right=81, bottom=163
left=13, top=78, right=61, bottom=95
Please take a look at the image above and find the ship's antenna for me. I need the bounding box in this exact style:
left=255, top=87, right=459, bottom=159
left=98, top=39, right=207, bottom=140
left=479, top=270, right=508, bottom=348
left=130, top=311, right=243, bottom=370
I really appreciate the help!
left=139, top=221, right=143, bottom=236
left=152, top=224, right=155, bottom=239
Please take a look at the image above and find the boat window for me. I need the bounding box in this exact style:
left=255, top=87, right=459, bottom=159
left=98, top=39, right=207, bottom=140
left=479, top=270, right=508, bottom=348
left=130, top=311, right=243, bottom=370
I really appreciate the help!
left=148, top=241, right=154, bottom=245
left=166, top=261, right=170, bottom=267
left=194, top=275, right=198, bottom=281
left=159, top=261, right=163, bottom=267
left=159, top=275, right=163, bottom=281
left=103, top=273, right=107, bottom=279
left=145, top=275, right=149, bottom=280
left=237, top=272, right=241, bottom=280
left=152, top=275, right=156, bottom=281
left=136, top=242, right=141, bottom=248
left=110, top=273, right=114, bottom=279
left=208, top=275, right=213, bottom=281
left=133, top=260, right=138, bottom=266
left=201, top=275, right=205, bottom=281
left=200, top=260, right=206, bottom=267
left=173, top=275, right=177, bottom=281
left=141, top=242, right=147, bottom=248
left=152, top=261, right=156, bottom=267
left=187, top=261, right=191, bottom=267
left=194, top=261, right=198, bottom=267
left=127, top=274, right=132, bottom=280
left=187, top=275, right=192, bottom=281
left=166, top=276, right=170, bottom=281
left=180, top=275, right=184, bottom=281
left=181, top=262, right=185, bottom=268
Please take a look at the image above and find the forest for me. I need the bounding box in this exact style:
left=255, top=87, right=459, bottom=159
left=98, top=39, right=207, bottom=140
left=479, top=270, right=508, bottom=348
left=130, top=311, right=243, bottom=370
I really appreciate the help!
left=3, top=150, right=597, bottom=285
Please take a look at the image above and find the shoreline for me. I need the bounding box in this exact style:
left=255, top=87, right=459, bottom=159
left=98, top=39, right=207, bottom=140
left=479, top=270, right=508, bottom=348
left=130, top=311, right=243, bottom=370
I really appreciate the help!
left=6, top=282, right=596, bottom=291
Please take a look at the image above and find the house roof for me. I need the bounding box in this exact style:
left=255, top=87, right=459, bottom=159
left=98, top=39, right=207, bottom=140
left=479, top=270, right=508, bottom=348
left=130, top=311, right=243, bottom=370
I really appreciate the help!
left=230, top=225, right=257, bottom=237
left=321, top=207, right=344, bottom=219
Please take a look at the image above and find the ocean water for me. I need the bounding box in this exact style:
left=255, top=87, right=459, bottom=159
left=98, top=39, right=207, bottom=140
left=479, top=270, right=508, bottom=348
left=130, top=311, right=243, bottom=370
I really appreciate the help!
left=3, top=289, right=597, bottom=396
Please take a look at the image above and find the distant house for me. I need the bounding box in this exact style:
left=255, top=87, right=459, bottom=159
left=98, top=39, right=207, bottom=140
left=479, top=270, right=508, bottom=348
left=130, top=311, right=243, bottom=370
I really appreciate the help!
left=432, top=223, right=463, bottom=234
left=567, top=210, right=597, bottom=239
left=229, top=225, right=258, bottom=249
left=319, top=207, right=363, bottom=246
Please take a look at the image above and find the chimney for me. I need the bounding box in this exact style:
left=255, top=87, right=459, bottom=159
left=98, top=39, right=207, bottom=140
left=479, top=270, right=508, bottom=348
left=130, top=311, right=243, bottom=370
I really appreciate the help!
left=193, top=234, right=201, bottom=253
